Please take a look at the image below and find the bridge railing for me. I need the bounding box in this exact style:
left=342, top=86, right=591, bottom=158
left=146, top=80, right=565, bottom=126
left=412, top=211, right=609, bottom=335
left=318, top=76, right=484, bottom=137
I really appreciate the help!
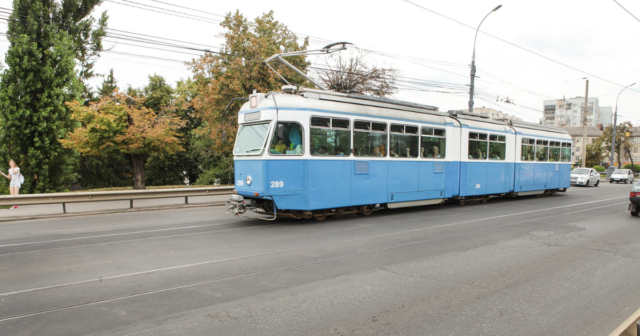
left=0, top=186, right=235, bottom=213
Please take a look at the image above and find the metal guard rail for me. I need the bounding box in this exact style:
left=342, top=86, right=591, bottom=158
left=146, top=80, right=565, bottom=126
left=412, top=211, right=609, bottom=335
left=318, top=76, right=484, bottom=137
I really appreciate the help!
left=0, top=186, right=234, bottom=213
left=610, top=307, right=640, bottom=336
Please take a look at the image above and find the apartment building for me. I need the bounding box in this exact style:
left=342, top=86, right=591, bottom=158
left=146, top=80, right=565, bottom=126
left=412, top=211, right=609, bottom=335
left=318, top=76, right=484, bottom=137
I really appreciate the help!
left=543, top=97, right=611, bottom=127
left=560, top=126, right=603, bottom=163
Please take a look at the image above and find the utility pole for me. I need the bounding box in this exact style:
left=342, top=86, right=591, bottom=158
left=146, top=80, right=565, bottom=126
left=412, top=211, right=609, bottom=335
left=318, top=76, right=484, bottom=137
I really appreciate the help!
left=610, top=83, right=635, bottom=173
left=581, top=79, right=589, bottom=167
left=468, top=5, right=502, bottom=113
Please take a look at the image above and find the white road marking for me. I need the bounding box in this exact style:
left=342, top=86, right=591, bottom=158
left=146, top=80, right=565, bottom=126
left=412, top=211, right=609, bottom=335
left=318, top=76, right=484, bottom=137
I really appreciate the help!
left=0, top=196, right=627, bottom=298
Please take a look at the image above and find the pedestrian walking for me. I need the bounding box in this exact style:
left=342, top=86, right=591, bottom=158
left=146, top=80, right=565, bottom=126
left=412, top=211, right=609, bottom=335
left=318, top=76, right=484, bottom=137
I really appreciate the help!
left=1, top=159, right=22, bottom=209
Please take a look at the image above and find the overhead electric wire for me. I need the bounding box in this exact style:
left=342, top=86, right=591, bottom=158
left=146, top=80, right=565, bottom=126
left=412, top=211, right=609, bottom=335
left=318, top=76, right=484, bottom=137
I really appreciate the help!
left=613, top=0, right=640, bottom=23
left=0, top=4, right=549, bottom=119
left=403, top=0, right=640, bottom=92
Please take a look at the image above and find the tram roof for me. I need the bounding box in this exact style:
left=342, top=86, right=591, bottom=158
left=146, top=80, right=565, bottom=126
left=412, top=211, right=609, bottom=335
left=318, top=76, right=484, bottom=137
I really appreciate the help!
left=242, top=88, right=569, bottom=138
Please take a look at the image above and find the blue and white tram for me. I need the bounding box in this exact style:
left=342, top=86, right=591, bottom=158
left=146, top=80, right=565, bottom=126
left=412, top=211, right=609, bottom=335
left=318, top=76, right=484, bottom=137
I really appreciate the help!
left=226, top=87, right=572, bottom=219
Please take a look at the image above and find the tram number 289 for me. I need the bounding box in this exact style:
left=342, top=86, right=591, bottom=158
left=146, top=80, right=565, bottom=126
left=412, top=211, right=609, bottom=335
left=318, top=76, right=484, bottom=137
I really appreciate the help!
left=270, top=181, right=284, bottom=188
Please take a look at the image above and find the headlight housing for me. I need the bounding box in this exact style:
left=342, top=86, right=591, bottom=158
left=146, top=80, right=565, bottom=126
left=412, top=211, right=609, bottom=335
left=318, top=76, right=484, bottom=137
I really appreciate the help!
left=246, top=175, right=252, bottom=186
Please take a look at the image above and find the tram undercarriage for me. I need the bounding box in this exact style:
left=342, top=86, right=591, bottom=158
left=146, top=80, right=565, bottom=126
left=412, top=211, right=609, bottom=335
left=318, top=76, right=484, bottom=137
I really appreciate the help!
left=226, top=189, right=566, bottom=220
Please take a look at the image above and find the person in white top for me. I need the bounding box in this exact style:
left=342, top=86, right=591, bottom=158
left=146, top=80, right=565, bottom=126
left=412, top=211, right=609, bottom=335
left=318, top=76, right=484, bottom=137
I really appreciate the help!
left=1, top=159, right=21, bottom=209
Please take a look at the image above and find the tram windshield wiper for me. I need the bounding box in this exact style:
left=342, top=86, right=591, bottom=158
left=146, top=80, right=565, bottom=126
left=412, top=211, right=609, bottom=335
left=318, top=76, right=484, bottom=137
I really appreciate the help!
left=246, top=148, right=262, bottom=152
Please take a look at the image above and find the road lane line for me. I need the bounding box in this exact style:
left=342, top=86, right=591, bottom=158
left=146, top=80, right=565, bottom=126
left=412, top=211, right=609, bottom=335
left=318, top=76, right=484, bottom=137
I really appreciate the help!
left=0, top=220, right=241, bottom=248
left=0, top=201, right=627, bottom=323
left=0, top=196, right=627, bottom=298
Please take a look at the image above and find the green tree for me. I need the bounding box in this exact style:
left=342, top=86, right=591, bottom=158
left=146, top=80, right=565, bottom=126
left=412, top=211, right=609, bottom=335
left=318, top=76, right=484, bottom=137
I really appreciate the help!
left=98, top=68, right=117, bottom=97
left=189, top=11, right=309, bottom=183
left=599, top=122, right=633, bottom=168
left=59, top=0, right=108, bottom=100
left=61, top=92, right=185, bottom=189
left=585, top=137, right=605, bottom=167
left=0, top=0, right=90, bottom=193
left=141, top=76, right=201, bottom=186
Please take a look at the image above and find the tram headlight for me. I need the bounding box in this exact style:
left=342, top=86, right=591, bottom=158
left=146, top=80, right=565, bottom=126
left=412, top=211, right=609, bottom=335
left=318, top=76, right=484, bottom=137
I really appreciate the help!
left=246, top=175, right=252, bottom=186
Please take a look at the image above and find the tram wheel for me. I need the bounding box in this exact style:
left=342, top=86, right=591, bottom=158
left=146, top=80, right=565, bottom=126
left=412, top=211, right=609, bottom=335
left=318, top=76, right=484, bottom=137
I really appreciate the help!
left=459, top=200, right=466, bottom=205
left=314, top=212, right=328, bottom=221
left=361, top=205, right=373, bottom=216
left=481, top=198, right=488, bottom=203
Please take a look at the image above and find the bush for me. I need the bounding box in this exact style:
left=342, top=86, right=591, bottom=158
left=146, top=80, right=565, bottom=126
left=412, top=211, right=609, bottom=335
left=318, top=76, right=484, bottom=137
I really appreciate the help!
left=623, top=164, right=640, bottom=171
left=593, top=165, right=605, bottom=172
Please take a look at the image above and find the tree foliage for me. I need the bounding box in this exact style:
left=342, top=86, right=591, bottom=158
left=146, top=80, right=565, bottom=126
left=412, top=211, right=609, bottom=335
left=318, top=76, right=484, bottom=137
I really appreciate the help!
left=315, top=51, right=399, bottom=97
left=0, top=0, right=102, bottom=193
left=598, top=122, right=633, bottom=168
left=189, top=11, right=309, bottom=182
left=61, top=92, right=185, bottom=189
left=60, top=0, right=108, bottom=100
left=585, top=137, right=605, bottom=167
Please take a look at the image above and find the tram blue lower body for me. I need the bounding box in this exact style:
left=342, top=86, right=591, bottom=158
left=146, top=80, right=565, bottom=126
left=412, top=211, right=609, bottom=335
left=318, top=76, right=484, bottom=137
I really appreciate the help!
left=234, top=160, right=570, bottom=211
left=513, top=163, right=570, bottom=192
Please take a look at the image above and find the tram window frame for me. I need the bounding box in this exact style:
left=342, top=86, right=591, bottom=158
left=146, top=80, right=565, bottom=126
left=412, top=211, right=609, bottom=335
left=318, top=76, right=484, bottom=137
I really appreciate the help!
left=310, top=116, right=352, bottom=156
left=561, top=142, right=572, bottom=162
left=521, top=138, right=536, bottom=161
left=549, top=141, right=561, bottom=162
left=468, top=132, right=488, bottom=160
left=234, top=122, right=271, bottom=156
left=267, top=121, right=305, bottom=156
left=536, top=139, right=549, bottom=162
left=488, top=134, right=506, bottom=160
left=421, top=126, right=446, bottom=159
left=353, top=120, right=388, bottom=157
left=389, top=124, right=419, bottom=158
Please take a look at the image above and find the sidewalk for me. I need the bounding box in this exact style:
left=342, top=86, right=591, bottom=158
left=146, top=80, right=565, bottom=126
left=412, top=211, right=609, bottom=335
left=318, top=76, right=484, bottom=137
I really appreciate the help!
left=0, top=195, right=229, bottom=221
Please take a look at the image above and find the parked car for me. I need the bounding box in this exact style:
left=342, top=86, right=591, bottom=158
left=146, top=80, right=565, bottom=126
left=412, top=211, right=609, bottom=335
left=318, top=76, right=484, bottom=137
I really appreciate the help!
left=628, top=180, right=640, bottom=216
left=570, top=168, right=600, bottom=187
left=610, top=169, right=635, bottom=184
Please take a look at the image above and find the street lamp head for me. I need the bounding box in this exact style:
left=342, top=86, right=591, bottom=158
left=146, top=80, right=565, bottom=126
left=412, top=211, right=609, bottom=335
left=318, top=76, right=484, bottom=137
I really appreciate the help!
left=493, top=5, right=502, bottom=11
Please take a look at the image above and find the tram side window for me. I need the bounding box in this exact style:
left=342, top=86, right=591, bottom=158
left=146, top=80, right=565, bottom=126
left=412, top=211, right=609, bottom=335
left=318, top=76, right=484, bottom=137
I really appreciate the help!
left=310, top=117, right=351, bottom=156
left=421, top=127, right=446, bottom=159
left=549, top=141, right=561, bottom=162
left=488, top=134, right=506, bottom=160
left=521, top=138, right=535, bottom=161
left=561, top=142, right=572, bottom=162
left=269, top=122, right=304, bottom=155
left=536, top=139, right=549, bottom=161
left=468, top=132, right=488, bottom=159
left=390, top=124, right=419, bottom=158
left=353, top=121, right=387, bottom=157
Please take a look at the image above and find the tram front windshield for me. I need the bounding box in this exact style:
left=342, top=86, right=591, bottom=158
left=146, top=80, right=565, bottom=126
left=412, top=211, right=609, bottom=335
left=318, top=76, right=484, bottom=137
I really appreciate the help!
left=234, top=123, right=270, bottom=155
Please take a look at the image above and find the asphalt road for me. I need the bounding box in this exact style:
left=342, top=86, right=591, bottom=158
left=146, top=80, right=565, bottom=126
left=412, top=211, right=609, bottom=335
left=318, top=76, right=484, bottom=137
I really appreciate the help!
left=1, top=183, right=639, bottom=336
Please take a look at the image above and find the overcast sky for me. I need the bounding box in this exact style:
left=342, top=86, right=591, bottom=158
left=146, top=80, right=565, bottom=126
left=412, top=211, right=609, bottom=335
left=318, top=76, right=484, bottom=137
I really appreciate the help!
left=1, top=0, right=639, bottom=124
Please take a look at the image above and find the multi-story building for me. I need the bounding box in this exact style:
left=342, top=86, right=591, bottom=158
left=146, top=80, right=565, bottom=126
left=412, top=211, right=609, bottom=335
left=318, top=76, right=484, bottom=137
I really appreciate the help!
left=450, top=107, right=523, bottom=122
left=560, top=126, right=603, bottom=164
left=543, top=97, right=611, bottom=127
left=599, top=106, right=612, bottom=127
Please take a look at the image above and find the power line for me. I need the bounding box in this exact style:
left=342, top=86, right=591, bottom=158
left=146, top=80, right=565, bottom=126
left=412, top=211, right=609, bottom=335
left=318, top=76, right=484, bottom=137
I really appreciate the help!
left=403, top=0, right=640, bottom=92
left=613, top=0, right=640, bottom=23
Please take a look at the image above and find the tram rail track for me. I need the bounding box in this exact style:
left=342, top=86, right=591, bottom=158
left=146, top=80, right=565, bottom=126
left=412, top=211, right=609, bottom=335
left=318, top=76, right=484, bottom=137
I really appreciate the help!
left=0, top=197, right=628, bottom=323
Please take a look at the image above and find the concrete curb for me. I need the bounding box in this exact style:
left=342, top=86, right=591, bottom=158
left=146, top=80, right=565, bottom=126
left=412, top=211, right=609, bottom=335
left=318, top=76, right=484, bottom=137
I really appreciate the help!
left=0, top=202, right=226, bottom=223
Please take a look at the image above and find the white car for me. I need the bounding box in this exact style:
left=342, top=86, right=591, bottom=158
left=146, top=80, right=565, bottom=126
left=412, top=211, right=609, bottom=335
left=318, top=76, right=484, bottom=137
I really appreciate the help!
left=570, top=168, right=600, bottom=187
left=610, top=169, right=635, bottom=184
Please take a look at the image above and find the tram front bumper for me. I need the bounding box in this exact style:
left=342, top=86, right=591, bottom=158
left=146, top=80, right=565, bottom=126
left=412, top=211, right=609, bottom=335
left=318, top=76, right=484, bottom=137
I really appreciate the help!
left=225, top=194, right=257, bottom=215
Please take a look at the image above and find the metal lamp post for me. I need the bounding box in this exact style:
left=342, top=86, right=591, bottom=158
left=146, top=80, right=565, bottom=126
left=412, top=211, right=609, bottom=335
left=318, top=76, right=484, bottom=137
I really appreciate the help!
left=469, top=4, right=502, bottom=113
left=609, top=83, right=635, bottom=175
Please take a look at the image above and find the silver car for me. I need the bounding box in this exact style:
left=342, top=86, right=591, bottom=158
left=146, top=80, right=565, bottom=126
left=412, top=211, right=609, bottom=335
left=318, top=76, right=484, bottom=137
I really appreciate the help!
left=570, top=168, right=600, bottom=187
left=610, top=169, right=635, bottom=184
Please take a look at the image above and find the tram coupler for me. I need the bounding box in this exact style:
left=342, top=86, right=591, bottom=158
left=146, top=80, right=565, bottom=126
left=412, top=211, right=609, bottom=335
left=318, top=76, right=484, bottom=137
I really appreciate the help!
left=225, top=194, right=257, bottom=216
